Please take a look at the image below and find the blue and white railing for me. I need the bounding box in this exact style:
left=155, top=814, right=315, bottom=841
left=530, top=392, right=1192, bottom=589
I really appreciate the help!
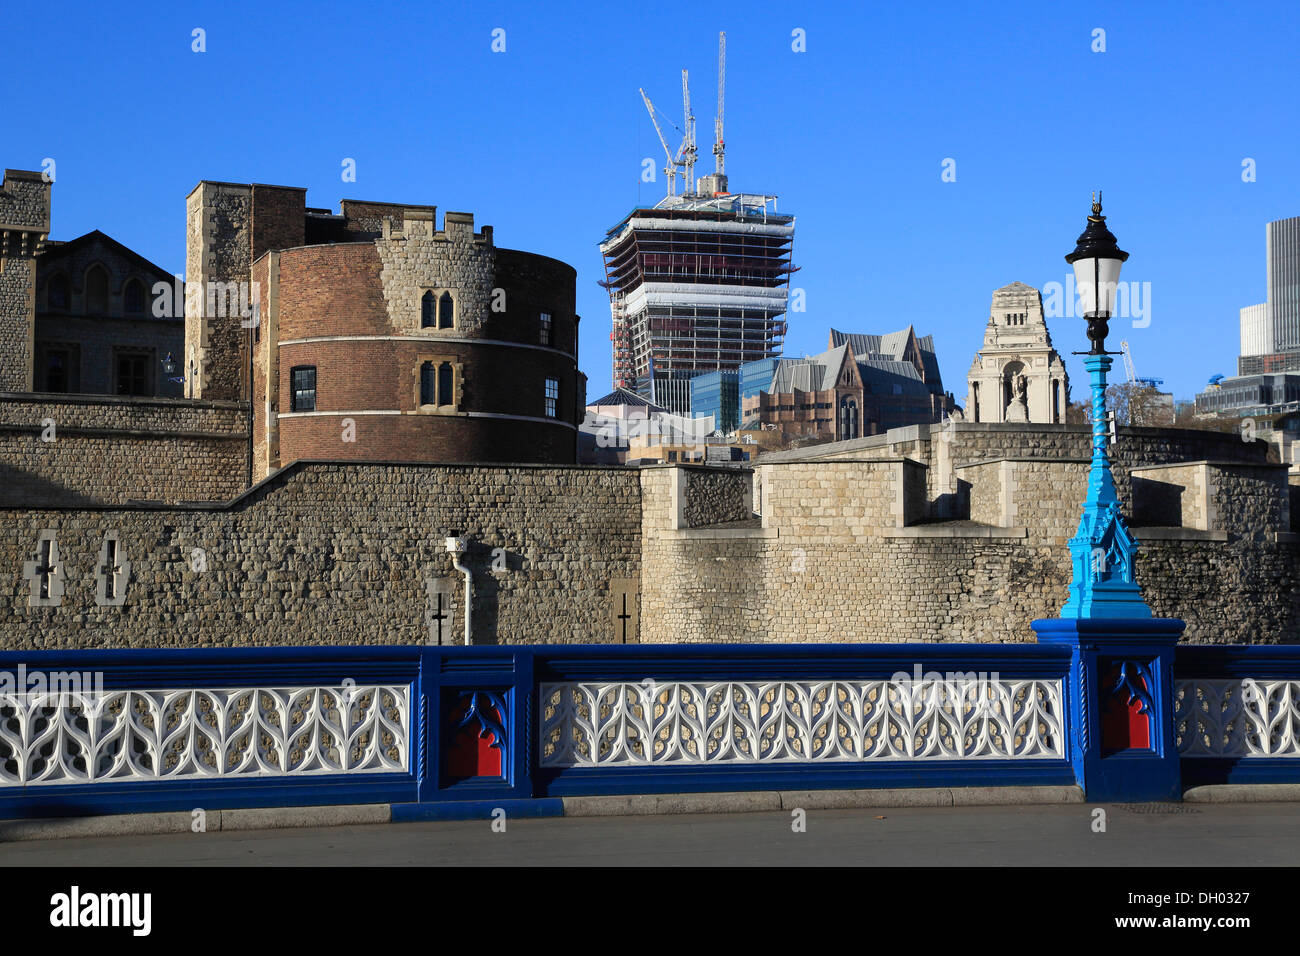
left=0, top=639, right=1295, bottom=819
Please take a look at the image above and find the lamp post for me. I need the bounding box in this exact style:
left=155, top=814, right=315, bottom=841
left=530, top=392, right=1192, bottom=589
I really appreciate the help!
left=1031, top=194, right=1185, bottom=802
left=1059, top=193, right=1149, bottom=619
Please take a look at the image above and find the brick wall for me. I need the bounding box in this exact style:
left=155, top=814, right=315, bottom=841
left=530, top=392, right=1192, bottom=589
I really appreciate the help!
left=262, top=233, right=580, bottom=473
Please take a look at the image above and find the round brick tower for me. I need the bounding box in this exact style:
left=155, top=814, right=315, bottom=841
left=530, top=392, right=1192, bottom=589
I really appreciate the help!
left=249, top=209, right=581, bottom=475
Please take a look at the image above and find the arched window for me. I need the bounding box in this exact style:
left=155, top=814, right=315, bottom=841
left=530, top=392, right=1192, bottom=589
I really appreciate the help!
left=85, top=265, right=109, bottom=315
left=420, top=361, right=436, bottom=405
left=438, top=362, right=454, bottom=406
left=124, top=278, right=145, bottom=314
left=438, top=292, right=454, bottom=329
left=421, top=291, right=435, bottom=328
left=47, top=273, right=69, bottom=311
left=839, top=397, right=858, bottom=440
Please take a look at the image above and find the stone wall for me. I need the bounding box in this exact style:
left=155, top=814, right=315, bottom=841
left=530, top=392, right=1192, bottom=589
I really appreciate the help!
left=639, top=459, right=1300, bottom=645
left=1209, top=463, right=1292, bottom=540
left=185, top=183, right=253, bottom=402
left=767, top=422, right=1273, bottom=518
left=682, top=467, right=752, bottom=527
left=954, top=458, right=1090, bottom=544
left=0, top=462, right=641, bottom=648
left=1132, top=463, right=1205, bottom=529
left=0, top=258, right=35, bottom=393
left=0, top=394, right=247, bottom=506
left=375, top=211, right=495, bottom=335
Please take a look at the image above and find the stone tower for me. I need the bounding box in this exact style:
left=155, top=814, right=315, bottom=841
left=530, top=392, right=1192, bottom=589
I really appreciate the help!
left=184, top=181, right=305, bottom=399
left=966, top=281, right=1069, bottom=424
left=0, top=170, right=52, bottom=392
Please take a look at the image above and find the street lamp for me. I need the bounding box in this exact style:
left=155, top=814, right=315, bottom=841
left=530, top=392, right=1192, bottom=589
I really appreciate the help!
left=1030, top=195, right=1186, bottom=802
left=1058, top=193, right=1149, bottom=619
left=1065, top=192, right=1129, bottom=355
left=161, top=352, right=184, bottom=384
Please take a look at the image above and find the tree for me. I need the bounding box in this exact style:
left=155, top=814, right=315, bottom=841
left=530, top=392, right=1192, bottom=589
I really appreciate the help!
left=1075, top=383, right=1173, bottom=427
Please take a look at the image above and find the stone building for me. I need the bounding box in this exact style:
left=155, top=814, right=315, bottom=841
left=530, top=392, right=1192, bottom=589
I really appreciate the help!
left=33, top=230, right=183, bottom=397
left=1, top=170, right=183, bottom=399
left=184, top=180, right=585, bottom=476
left=967, top=282, right=1070, bottom=424
left=747, top=326, right=955, bottom=442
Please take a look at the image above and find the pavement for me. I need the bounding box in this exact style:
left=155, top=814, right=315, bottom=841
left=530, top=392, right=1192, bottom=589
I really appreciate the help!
left=3, top=801, right=1298, bottom=866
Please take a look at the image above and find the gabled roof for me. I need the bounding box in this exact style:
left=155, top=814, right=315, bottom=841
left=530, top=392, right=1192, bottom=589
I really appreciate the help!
left=768, top=343, right=852, bottom=393
left=587, top=387, right=667, bottom=411
left=36, top=229, right=175, bottom=281
left=830, top=325, right=946, bottom=396
left=830, top=326, right=917, bottom=362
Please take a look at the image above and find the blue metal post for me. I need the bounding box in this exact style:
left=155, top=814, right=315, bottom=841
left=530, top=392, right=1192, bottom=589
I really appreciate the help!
left=1033, top=201, right=1187, bottom=802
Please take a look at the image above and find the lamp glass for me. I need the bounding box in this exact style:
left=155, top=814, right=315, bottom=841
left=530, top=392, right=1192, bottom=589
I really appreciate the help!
left=1071, top=256, right=1124, bottom=316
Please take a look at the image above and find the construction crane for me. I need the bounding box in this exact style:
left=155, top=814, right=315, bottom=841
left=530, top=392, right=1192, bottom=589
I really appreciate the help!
left=1120, top=340, right=1137, bottom=383
left=640, top=88, right=682, bottom=197
left=1120, top=340, right=1165, bottom=388
left=680, top=69, right=697, bottom=195
left=713, top=31, right=726, bottom=179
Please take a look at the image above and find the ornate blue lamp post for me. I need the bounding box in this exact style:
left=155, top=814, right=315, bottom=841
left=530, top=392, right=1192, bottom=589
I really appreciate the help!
left=1059, top=193, right=1149, bottom=619
left=1032, top=194, right=1186, bottom=802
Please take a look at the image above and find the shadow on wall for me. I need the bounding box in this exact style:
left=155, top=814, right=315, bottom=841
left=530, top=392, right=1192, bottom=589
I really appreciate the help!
left=0, top=463, right=102, bottom=508
left=1131, top=475, right=1185, bottom=528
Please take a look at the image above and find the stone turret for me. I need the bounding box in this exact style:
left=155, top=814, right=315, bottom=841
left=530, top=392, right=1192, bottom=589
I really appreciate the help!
left=0, top=170, right=52, bottom=392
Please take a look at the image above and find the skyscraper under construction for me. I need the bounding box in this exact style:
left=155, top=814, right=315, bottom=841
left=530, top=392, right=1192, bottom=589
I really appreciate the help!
left=599, top=33, right=796, bottom=415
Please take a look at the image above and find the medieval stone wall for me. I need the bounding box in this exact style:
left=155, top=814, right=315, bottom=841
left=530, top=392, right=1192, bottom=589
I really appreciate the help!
left=639, top=460, right=1300, bottom=645
left=0, top=259, right=35, bottom=393
left=0, top=462, right=641, bottom=648
left=0, top=394, right=246, bottom=506
left=682, top=467, right=752, bottom=527
left=185, top=183, right=252, bottom=401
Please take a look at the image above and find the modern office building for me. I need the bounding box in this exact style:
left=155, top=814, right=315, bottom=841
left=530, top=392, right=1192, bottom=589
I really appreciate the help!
left=1238, top=215, right=1300, bottom=374
left=1268, top=215, right=1300, bottom=352
left=1240, top=303, right=1272, bottom=357
left=691, top=357, right=782, bottom=433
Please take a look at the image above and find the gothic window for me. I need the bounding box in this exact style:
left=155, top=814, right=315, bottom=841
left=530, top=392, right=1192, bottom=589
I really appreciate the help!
left=420, top=361, right=436, bottom=405
left=838, top=397, right=858, bottom=439
left=438, top=361, right=454, bottom=406
left=124, top=278, right=145, bottom=314
left=47, top=273, right=69, bottom=311
left=291, top=365, right=316, bottom=411
left=421, top=291, right=435, bottom=328
left=544, top=377, right=559, bottom=418
left=86, top=265, right=109, bottom=315
left=439, top=292, right=454, bottom=329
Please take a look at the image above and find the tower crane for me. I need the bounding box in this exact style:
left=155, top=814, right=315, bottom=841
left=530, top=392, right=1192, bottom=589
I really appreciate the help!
left=640, top=88, right=682, bottom=197
left=1120, top=340, right=1137, bottom=384
left=713, top=31, right=726, bottom=179
left=680, top=69, right=697, bottom=195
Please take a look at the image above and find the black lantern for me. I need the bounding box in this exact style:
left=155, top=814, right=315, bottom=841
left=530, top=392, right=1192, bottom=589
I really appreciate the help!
left=1065, top=192, right=1129, bottom=354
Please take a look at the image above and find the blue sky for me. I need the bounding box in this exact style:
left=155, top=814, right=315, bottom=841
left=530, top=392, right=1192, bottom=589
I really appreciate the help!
left=4, top=0, right=1297, bottom=403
